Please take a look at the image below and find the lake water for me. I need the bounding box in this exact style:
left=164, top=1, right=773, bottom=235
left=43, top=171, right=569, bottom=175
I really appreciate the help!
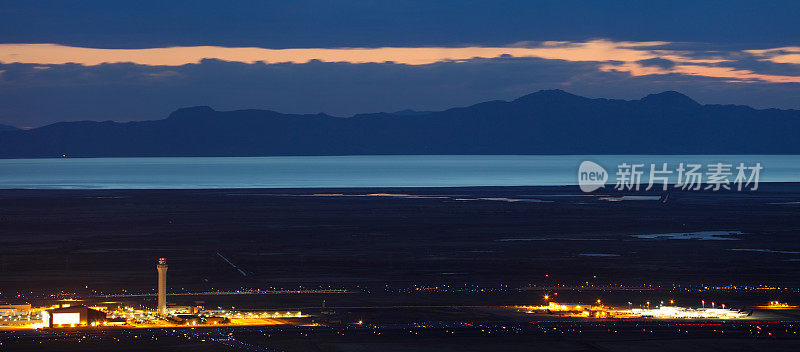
left=0, top=155, right=798, bottom=189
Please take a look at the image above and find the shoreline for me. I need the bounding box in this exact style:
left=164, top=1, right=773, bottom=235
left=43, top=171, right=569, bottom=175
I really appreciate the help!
left=2, top=181, right=800, bottom=192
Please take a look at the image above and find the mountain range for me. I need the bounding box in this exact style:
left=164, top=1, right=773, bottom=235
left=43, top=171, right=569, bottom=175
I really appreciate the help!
left=1, top=90, right=798, bottom=158
left=0, top=124, right=19, bottom=132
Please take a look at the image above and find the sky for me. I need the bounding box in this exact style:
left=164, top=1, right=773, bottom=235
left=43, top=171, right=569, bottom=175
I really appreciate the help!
left=1, top=0, right=799, bottom=127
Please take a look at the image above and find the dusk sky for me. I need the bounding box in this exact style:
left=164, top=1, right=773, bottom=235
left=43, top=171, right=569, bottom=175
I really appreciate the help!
left=1, top=0, right=800, bottom=127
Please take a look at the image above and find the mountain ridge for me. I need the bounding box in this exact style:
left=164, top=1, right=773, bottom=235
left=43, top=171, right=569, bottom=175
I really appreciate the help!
left=1, top=90, right=798, bottom=158
left=0, top=123, right=19, bottom=132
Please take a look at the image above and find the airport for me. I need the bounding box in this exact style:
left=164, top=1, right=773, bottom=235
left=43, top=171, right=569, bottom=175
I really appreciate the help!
left=1, top=257, right=799, bottom=333
left=1, top=258, right=310, bottom=330
left=3, top=185, right=800, bottom=351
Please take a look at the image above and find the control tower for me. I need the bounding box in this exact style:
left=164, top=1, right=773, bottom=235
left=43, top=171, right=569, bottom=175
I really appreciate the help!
left=157, top=258, right=168, bottom=315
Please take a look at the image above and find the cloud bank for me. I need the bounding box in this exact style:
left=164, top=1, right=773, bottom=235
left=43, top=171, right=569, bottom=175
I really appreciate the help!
left=1, top=40, right=800, bottom=127
left=2, top=40, right=800, bottom=84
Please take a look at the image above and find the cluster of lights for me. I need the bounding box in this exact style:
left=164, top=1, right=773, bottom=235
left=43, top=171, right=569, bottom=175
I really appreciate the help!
left=519, top=299, right=749, bottom=320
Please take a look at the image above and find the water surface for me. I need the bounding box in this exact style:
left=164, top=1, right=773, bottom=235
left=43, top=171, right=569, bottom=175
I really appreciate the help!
left=0, top=155, right=797, bottom=189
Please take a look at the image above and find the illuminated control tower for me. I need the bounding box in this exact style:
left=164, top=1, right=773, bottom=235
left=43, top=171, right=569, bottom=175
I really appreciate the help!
left=157, top=258, right=168, bottom=315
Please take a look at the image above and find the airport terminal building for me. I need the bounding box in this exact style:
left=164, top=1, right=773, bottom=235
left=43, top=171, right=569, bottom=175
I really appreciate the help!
left=48, top=305, right=106, bottom=328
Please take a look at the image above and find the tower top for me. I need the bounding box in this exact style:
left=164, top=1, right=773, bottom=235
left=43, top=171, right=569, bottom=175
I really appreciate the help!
left=158, top=258, right=167, bottom=265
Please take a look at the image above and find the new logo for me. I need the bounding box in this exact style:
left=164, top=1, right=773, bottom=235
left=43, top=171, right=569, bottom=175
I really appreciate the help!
left=578, top=161, right=608, bottom=192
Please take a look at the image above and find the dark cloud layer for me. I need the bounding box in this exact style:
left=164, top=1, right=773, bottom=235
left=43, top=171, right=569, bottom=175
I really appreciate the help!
left=2, top=1, right=799, bottom=127
left=1, top=57, right=798, bottom=127
left=2, top=1, right=799, bottom=48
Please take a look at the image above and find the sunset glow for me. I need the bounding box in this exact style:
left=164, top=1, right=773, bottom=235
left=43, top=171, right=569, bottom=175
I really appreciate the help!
left=3, top=40, right=799, bottom=84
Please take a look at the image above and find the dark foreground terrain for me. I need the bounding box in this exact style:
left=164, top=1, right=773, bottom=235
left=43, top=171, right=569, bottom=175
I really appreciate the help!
left=2, top=184, right=800, bottom=292
left=2, top=184, right=800, bottom=351
left=5, top=321, right=800, bottom=352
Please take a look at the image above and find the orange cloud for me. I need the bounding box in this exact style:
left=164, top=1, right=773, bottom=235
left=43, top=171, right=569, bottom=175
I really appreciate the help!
left=745, top=47, right=800, bottom=65
left=0, top=41, right=669, bottom=66
left=2, top=41, right=799, bottom=84
left=599, top=62, right=800, bottom=83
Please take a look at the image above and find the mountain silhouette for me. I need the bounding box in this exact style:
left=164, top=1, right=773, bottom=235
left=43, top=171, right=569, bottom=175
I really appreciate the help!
left=0, top=90, right=798, bottom=158
left=0, top=123, right=19, bottom=132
